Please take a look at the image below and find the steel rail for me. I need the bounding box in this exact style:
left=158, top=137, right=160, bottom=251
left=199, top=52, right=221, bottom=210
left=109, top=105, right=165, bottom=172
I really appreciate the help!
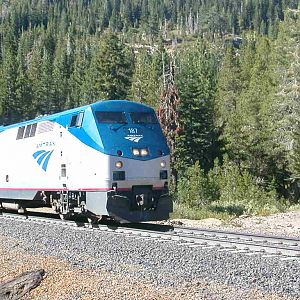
left=1, top=212, right=300, bottom=257
left=119, top=224, right=300, bottom=257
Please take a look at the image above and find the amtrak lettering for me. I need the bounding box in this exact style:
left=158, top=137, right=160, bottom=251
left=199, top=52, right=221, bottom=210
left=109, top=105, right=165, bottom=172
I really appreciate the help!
left=36, top=141, right=56, bottom=149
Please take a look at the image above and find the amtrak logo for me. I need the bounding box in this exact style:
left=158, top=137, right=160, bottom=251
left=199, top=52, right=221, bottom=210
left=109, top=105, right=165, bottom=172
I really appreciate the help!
left=125, top=135, right=143, bottom=143
left=33, top=150, right=54, bottom=171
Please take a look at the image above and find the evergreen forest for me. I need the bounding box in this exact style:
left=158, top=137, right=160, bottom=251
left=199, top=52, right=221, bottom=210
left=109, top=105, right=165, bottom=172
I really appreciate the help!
left=1, top=0, right=300, bottom=219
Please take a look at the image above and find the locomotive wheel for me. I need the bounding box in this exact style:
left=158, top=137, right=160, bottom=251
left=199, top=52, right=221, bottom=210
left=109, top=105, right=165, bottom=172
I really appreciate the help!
left=87, top=214, right=102, bottom=224
left=87, top=216, right=100, bottom=224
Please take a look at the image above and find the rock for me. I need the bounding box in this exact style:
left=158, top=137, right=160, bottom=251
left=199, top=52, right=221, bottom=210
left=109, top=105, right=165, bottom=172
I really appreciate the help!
left=239, top=214, right=251, bottom=219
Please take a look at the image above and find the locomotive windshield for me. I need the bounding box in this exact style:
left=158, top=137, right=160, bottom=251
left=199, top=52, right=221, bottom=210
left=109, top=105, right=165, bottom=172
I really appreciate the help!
left=130, top=112, right=158, bottom=124
left=96, top=111, right=127, bottom=124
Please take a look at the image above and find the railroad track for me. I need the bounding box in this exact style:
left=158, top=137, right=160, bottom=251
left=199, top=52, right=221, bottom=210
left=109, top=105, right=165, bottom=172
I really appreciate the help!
left=1, top=211, right=300, bottom=258
left=172, top=226, right=300, bottom=257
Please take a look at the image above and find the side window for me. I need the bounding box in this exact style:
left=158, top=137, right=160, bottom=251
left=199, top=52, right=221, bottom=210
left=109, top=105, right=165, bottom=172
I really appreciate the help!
left=70, top=112, right=84, bottom=128
left=24, top=125, right=31, bottom=138
left=16, top=126, right=25, bottom=140
left=16, top=124, right=37, bottom=140
left=76, top=111, right=84, bottom=127
left=29, top=123, right=37, bottom=137
left=70, top=115, right=77, bottom=127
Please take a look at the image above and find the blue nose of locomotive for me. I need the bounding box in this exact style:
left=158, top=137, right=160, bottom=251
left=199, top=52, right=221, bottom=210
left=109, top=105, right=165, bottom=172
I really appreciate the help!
left=92, top=100, right=170, bottom=160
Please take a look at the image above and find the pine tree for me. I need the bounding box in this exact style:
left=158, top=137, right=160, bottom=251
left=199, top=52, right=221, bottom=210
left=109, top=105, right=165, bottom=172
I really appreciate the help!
left=27, top=42, right=43, bottom=116
left=28, top=45, right=55, bottom=116
left=272, top=10, right=300, bottom=192
left=129, top=48, right=161, bottom=108
left=69, top=39, right=90, bottom=107
left=237, top=36, right=278, bottom=184
left=0, top=26, right=19, bottom=124
left=15, top=45, right=32, bottom=121
left=52, top=36, right=71, bottom=111
left=130, top=49, right=151, bottom=104
left=215, top=45, right=243, bottom=130
left=175, top=40, right=218, bottom=173
left=85, top=32, right=133, bottom=101
left=215, top=45, right=244, bottom=165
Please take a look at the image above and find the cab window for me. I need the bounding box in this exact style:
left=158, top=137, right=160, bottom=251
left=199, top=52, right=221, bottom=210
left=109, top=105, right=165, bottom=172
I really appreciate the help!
left=70, top=111, right=84, bottom=127
left=95, top=112, right=127, bottom=124
left=130, top=112, right=158, bottom=124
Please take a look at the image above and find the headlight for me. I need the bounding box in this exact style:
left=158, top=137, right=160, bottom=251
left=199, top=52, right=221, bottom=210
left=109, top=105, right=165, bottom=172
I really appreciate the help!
left=132, top=148, right=140, bottom=156
left=115, top=161, right=123, bottom=168
left=140, top=148, right=149, bottom=156
left=132, top=148, right=149, bottom=156
left=160, top=161, right=166, bottom=168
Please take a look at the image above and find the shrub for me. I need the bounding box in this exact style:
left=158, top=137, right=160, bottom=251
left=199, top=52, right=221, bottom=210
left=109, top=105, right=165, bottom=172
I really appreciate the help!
left=213, top=156, right=284, bottom=215
left=171, top=202, right=233, bottom=220
left=177, top=161, right=215, bottom=207
left=173, top=156, right=287, bottom=220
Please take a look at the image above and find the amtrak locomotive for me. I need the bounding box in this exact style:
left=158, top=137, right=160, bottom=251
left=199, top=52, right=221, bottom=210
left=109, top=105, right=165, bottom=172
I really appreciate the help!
left=0, top=100, right=172, bottom=222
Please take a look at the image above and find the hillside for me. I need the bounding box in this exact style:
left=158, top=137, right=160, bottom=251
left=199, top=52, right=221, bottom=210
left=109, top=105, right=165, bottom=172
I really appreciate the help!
left=1, top=0, right=300, bottom=217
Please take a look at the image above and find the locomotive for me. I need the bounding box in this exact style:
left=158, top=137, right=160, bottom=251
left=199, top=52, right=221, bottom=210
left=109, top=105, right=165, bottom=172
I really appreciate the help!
left=0, top=100, right=172, bottom=222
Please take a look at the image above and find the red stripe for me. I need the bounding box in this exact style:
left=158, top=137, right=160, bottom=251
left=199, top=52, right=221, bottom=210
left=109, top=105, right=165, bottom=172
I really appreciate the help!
left=78, top=188, right=131, bottom=191
left=0, top=187, right=165, bottom=191
left=0, top=187, right=130, bottom=192
left=0, top=188, right=68, bottom=191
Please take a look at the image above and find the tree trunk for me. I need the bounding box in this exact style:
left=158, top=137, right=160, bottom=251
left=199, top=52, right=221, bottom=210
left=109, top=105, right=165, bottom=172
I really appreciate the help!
left=0, top=269, right=46, bottom=300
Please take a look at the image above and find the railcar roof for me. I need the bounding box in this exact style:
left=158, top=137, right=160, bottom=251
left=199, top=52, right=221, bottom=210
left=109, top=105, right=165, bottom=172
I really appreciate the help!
left=0, top=100, right=154, bottom=131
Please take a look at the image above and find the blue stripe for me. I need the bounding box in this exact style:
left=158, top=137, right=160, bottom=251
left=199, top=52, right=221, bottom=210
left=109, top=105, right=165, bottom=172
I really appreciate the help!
left=33, top=150, right=46, bottom=159
left=37, top=151, right=50, bottom=165
left=42, top=150, right=54, bottom=171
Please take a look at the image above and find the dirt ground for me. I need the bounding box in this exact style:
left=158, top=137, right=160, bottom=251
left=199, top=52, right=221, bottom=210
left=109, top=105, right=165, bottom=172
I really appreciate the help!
left=0, top=234, right=294, bottom=300
left=169, top=209, right=300, bottom=238
left=1, top=209, right=300, bottom=299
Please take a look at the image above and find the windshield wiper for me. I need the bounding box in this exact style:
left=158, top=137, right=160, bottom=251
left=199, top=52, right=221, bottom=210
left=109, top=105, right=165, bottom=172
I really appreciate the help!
left=110, top=124, right=127, bottom=131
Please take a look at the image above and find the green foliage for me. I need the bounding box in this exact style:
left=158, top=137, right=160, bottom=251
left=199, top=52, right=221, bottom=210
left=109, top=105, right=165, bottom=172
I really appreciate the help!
left=15, top=47, right=32, bottom=121
left=0, top=0, right=294, bottom=40
left=215, top=45, right=243, bottom=129
left=215, top=45, right=244, bottom=166
left=216, top=34, right=283, bottom=192
left=129, top=48, right=162, bottom=108
left=272, top=11, right=300, bottom=182
left=171, top=202, right=233, bottom=221
left=237, top=36, right=278, bottom=179
left=68, top=39, right=90, bottom=107
left=85, top=32, right=133, bottom=101
left=175, top=155, right=286, bottom=219
left=177, top=161, right=215, bottom=207
left=1, top=0, right=300, bottom=214
left=214, top=156, right=282, bottom=215
left=290, top=123, right=300, bottom=184
left=0, top=26, right=19, bottom=124
left=175, top=40, right=218, bottom=173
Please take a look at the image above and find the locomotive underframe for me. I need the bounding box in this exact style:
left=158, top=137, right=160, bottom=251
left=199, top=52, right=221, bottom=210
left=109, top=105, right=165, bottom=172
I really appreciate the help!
left=0, top=186, right=172, bottom=223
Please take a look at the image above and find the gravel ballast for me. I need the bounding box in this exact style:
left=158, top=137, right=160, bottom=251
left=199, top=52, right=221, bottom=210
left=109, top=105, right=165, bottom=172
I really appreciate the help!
left=0, top=217, right=300, bottom=299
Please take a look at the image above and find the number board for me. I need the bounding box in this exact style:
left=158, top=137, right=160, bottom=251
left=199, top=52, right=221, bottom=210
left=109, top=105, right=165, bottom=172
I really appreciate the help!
left=124, top=127, right=143, bottom=135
